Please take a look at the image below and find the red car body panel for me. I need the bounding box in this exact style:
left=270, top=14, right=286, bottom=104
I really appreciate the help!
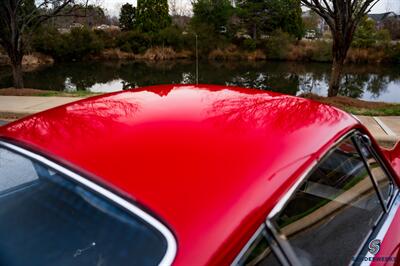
left=382, top=144, right=400, bottom=186
left=0, top=84, right=385, bottom=264
left=371, top=203, right=400, bottom=266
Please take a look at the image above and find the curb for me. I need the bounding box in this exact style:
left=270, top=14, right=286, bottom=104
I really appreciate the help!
left=0, top=112, right=31, bottom=120
left=374, top=135, right=399, bottom=149
left=373, top=117, right=396, bottom=136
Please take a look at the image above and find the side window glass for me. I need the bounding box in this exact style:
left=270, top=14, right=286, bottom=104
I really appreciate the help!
left=236, top=228, right=281, bottom=266
left=0, top=148, right=38, bottom=192
left=0, top=147, right=169, bottom=266
left=270, top=138, right=383, bottom=266
left=357, top=137, right=394, bottom=206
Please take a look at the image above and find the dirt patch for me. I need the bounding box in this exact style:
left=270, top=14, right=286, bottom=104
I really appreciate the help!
left=301, top=93, right=396, bottom=109
left=0, top=112, right=29, bottom=120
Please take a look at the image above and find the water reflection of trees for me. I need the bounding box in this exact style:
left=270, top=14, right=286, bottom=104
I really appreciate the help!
left=4, top=95, right=140, bottom=149
left=338, top=73, right=390, bottom=99
left=206, top=93, right=344, bottom=133
left=0, top=60, right=399, bottom=101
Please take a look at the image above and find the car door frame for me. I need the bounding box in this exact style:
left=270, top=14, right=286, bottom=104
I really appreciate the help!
left=265, top=129, right=399, bottom=266
left=232, top=129, right=399, bottom=265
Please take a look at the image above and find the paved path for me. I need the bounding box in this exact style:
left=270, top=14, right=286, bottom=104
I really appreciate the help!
left=357, top=116, right=400, bottom=148
left=0, top=96, right=84, bottom=115
left=0, top=120, right=7, bottom=126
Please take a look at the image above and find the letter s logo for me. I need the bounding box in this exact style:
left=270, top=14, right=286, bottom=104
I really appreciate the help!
left=368, top=239, right=381, bottom=255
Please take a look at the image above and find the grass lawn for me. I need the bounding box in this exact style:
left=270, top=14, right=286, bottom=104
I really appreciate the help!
left=302, top=93, right=400, bottom=116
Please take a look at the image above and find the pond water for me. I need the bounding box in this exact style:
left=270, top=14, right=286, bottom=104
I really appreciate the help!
left=0, top=60, right=400, bottom=102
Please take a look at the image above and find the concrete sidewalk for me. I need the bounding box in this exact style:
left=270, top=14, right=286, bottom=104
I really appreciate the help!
left=0, top=96, right=84, bottom=115
left=357, top=116, right=400, bottom=147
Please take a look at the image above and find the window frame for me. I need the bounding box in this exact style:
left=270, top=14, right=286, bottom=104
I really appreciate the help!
left=351, top=134, right=399, bottom=264
left=231, top=223, right=290, bottom=266
left=233, top=131, right=355, bottom=265
left=0, top=139, right=177, bottom=266
left=353, top=133, right=398, bottom=209
left=264, top=129, right=399, bottom=265
left=233, top=129, right=399, bottom=266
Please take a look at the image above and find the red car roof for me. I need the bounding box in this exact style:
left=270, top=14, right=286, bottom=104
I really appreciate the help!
left=0, top=84, right=359, bottom=265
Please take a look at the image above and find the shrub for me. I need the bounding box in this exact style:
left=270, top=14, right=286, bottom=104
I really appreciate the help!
left=310, top=40, right=332, bottom=62
left=346, top=48, right=387, bottom=63
left=242, top=39, right=256, bottom=51
left=208, top=49, right=229, bottom=60
left=352, top=17, right=391, bottom=48
left=276, top=39, right=332, bottom=62
left=116, top=30, right=151, bottom=53
left=389, top=43, right=400, bottom=63
left=142, top=47, right=177, bottom=60
left=93, top=30, right=119, bottom=49
left=32, top=27, right=64, bottom=57
left=65, top=27, right=104, bottom=59
left=188, top=22, right=230, bottom=57
left=375, top=29, right=391, bottom=47
left=32, top=27, right=104, bottom=61
left=263, top=29, right=294, bottom=60
left=157, top=26, right=185, bottom=51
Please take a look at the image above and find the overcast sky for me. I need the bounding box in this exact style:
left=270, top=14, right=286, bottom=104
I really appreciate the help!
left=101, top=0, right=400, bottom=17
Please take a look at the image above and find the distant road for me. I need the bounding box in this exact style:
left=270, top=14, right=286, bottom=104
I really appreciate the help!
left=0, top=120, right=7, bottom=126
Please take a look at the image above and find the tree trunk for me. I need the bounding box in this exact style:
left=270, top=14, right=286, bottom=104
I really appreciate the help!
left=328, top=36, right=348, bottom=97
left=328, top=57, right=344, bottom=97
left=11, top=60, right=24, bottom=89
left=6, top=9, right=25, bottom=89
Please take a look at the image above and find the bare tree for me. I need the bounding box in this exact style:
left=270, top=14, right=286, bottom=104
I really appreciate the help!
left=169, top=0, right=178, bottom=16
left=301, top=0, right=381, bottom=96
left=171, top=0, right=191, bottom=16
left=0, top=0, right=89, bottom=88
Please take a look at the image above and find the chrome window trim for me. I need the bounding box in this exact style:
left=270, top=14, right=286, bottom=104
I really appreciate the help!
left=265, top=220, right=295, bottom=266
left=267, top=160, right=318, bottom=219
left=231, top=222, right=290, bottom=266
left=351, top=114, right=362, bottom=124
left=231, top=224, right=265, bottom=266
left=267, top=130, right=357, bottom=221
left=265, top=158, right=319, bottom=265
left=0, top=140, right=177, bottom=266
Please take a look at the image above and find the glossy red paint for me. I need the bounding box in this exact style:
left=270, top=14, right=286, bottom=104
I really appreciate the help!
left=382, top=142, right=400, bottom=186
left=0, top=84, right=360, bottom=265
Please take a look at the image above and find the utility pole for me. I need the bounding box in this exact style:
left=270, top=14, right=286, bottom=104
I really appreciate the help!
left=195, top=33, right=198, bottom=85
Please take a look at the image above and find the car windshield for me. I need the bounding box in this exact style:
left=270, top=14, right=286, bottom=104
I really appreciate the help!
left=0, top=146, right=168, bottom=266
